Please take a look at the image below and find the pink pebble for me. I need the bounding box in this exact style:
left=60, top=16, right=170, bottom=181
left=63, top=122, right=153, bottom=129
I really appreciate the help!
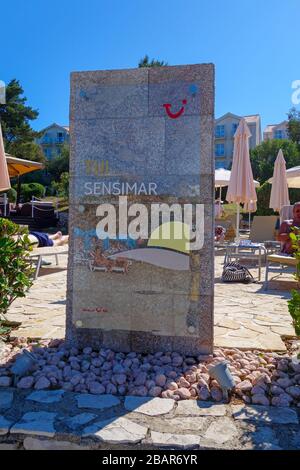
left=174, top=387, right=191, bottom=400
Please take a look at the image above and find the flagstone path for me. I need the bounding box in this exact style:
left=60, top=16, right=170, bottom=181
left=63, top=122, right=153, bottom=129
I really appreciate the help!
left=6, top=253, right=296, bottom=351
left=0, top=389, right=299, bottom=450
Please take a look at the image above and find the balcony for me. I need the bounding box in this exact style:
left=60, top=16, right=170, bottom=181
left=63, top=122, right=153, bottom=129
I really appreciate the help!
left=41, top=137, right=66, bottom=145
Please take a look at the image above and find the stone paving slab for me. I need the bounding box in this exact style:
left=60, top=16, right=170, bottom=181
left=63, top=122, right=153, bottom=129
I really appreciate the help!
left=231, top=404, right=299, bottom=424
left=124, top=396, right=175, bottom=416
left=10, top=411, right=57, bottom=437
left=0, top=391, right=14, bottom=409
left=6, top=254, right=295, bottom=351
left=203, top=417, right=239, bottom=444
left=149, top=416, right=209, bottom=434
left=149, top=431, right=200, bottom=449
left=76, top=394, right=121, bottom=410
left=241, top=425, right=281, bottom=450
left=64, top=413, right=98, bottom=430
left=175, top=400, right=227, bottom=416
left=26, top=390, right=65, bottom=404
left=83, top=417, right=148, bottom=444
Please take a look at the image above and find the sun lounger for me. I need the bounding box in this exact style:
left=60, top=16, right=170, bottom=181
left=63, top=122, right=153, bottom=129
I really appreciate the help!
left=264, top=253, right=297, bottom=290
left=249, top=215, right=281, bottom=255
left=250, top=215, right=278, bottom=243
left=29, top=245, right=68, bottom=280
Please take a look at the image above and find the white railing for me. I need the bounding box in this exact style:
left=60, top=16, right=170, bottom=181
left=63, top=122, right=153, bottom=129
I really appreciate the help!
left=30, top=196, right=58, bottom=218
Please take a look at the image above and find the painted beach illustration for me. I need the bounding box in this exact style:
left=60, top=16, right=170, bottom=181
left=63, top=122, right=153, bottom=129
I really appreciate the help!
left=86, top=221, right=191, bottom=274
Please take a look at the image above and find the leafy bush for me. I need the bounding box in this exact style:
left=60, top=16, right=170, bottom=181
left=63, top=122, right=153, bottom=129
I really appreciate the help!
left=287, top=230, right=300, bottom=337
left=288, top=290, right=300, bottom=336
left=255, top=182, right=274, bottom=216
left=7, top=188, right=17, bottom=203
left=20, top=182, right=45, bottom=202
left=0, top=218, right=33, bottom=318
left=250, top=139, right=300, bottom=183
left=256, top=183, right=300, bottom=216
left=46, top=145, right=69, bottom=180
left=51, top=172, right=69, bottom=198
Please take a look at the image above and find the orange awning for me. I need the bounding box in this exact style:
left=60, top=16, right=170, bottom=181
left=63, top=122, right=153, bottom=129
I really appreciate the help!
left=5, top=154, right=44, bottom=177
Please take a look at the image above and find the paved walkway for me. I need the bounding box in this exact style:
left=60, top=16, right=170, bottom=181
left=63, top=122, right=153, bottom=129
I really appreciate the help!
left=0, top=389, right=299, bottom=450
left=6, top=253, right=296, bottom=351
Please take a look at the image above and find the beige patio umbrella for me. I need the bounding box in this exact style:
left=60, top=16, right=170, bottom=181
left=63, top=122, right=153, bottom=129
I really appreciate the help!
left=285, top=165, right=300, bottom=188
left=269, top=149, right=290, bottom=212
left=0, top=122, right=10, bottom=191
left=226, top=118, right=257, bottom=240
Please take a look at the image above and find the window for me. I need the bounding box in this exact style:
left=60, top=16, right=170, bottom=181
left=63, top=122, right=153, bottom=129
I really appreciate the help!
left=57, top=132, right=65, bottom=143
left=232, top=123, right=238, bottom=136
left=44, top=148, right=52, bottom=158
left=43, top=133, right=50, bottom=143
left=215, top=160, right=227, bottom=169
left=215, top=125, right=225, bottom=138
left=215, top=143, right=225, bottom=156
left=274, top=129, right=283, bottom=139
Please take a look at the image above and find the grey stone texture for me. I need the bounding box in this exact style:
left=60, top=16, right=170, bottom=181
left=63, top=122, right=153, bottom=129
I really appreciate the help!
left=204, top=417, right=239, bottom=444
left=67, top=64, right=215, bottom=355
left=0, top=391, right=13, bottom=409
left=75, top=393, right=120, bottom=410
left=82, top=417, right=148, bottom=444
left=26, top=390, right=64, bottom=404
left=175, top=400, right=227, bottom=416
left=10, top=411, right=57, bottom=437
left=231, top=404, right=299, bottom=425
left=124, top=396, right=175, bottom=416
left=64, top=413, right=98, bottom=430
left=23, top=437, right=91, bottom=450
left=149, top=431, right=200, bottom=449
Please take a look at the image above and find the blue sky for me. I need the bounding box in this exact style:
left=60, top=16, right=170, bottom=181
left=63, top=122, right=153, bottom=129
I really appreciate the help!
left=1, top=0, right=299, bottom=131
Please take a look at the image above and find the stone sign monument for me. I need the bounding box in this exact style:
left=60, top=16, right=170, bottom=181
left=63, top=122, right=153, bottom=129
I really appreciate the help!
left=66, top=64, right=215, bottom=355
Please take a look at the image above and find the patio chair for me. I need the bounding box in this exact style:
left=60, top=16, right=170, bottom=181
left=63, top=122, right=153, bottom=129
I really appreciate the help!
left=0, top=193, right=10, bottom=217
left=29, top=245, right=69, bottom=280
left=249, top=215, right=278, bottom=243
left=264, top=253, right=297, bottom=290
left=223, top=216, right=280, bottom=278
left=249, top=215, right=281, bottom=254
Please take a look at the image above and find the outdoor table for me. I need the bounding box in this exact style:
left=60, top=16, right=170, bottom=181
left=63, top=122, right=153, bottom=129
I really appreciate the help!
left=225, top=242, right=267, bottom=281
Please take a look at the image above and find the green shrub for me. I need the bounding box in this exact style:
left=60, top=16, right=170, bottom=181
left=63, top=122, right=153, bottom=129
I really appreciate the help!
left=287, top=230, right=300, bottom=338
left=256, top=182, right=274, bottom=216
left=288, top=290, right=300, bottom=337
left=256, top=183, right=300, bottom=216
left=51, top=172, right=69, bottom=198
left=20, top=182, right=45, bottom=202
left=6, top=188, right=17, bottom=203
left=0, top=218, right=33, bottom=318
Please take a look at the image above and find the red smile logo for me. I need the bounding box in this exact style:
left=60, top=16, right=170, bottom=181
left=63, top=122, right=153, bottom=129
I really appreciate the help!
left=163, top=99, right=187, bottom=119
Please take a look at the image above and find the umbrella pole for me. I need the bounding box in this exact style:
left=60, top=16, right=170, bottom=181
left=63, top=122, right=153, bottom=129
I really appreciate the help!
left=235, top=203, right=240, bottom=243
left=16, top=175, right=21, bottom=206
left=219, top=186, right=222, bottom=200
